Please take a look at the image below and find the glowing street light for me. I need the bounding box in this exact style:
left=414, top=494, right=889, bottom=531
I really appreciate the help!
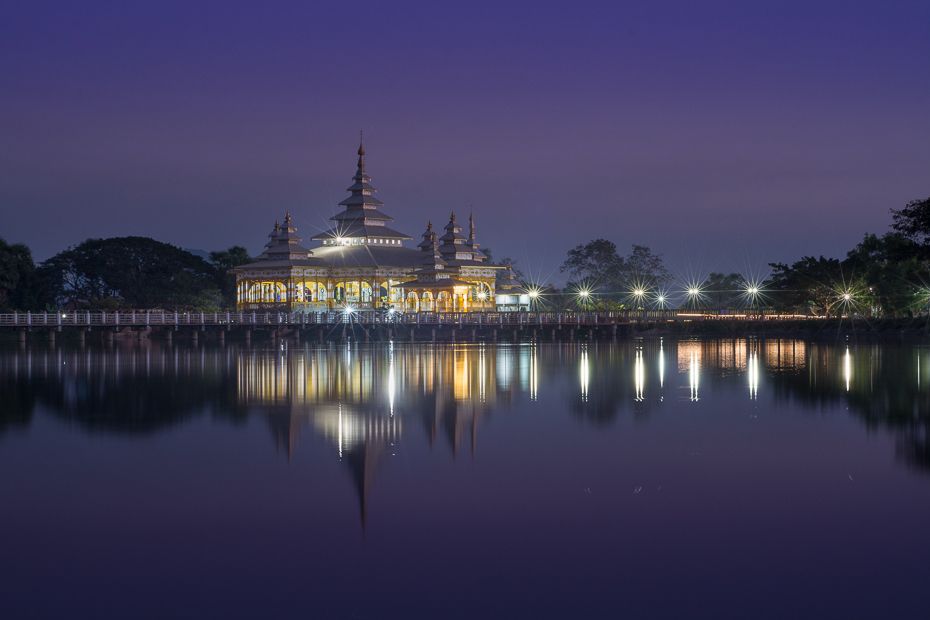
left=579, top=290, right=589, bottom=298
left=344, top=306, right=354, bottom=315
left=529, top=290, right=538, bottom=298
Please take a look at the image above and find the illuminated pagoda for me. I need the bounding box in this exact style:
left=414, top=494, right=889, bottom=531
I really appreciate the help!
left=232, top=138, right=502, bottom=311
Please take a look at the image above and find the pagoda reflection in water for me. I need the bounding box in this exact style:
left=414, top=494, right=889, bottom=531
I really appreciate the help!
left=3, top=337, right=930, bottom=527
left=236, top=343, right=528, bottom=527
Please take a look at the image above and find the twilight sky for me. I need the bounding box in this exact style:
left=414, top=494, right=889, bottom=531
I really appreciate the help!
left=2, top=1, right=928, bottom=284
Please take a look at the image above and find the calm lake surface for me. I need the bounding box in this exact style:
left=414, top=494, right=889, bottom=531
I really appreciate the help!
left=2, top=338, right=929, bottom=619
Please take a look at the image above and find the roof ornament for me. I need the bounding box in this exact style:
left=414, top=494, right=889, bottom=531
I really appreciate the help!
left=274, top=220, right=280, bottom=230
left=469, top=210, right=475, bottom=240
left=284, top=212, right=291, bottom=224
left=450, top=211, right=456, bottom=223
left=357, top=130, right=365, bottom=169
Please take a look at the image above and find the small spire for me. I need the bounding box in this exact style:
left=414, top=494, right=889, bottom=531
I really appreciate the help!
left=469, top=211, right=475, bottom=240
left=450, top=211, right=456, bottom=223
left=357, top=131, right=366, bottom=169
left=274, top=220, right=280, bottom=230
left=427, top=220, right=433, bottom=231
left=284, top=212, right=291, bottom=224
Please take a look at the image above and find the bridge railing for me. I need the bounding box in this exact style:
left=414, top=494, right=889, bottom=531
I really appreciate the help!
left=0, top=308, right=821, bottom=328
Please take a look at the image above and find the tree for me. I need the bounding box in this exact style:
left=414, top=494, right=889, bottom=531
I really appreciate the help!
left=39, top=237, right=221, bottom=310
left=768, top=256, right=847, bottom=316
left=560, top=239, right=623, bottom=289
left=845, top=232, right=927, bottom=317
left=619, top=245, right=673, bottom=288
left=702, top=272, right=747, bottom=309
left=560, top=240, right=672, bottom=305
left=891, top=197, right=930, bottom=246
left=0, top=238, right=38, bottom=310
left=209, top=246, right=253, bottom=307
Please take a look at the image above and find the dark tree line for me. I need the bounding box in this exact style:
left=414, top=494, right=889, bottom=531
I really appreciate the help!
left=0, top=236, right=251, bottom=312
left=766, top=196, right=930, bottom=317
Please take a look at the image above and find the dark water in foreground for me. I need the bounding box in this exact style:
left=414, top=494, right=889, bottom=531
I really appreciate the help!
left=1, top=338, right=929, bottom=619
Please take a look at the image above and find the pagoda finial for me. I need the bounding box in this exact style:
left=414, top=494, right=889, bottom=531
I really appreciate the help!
left=450, top=211, right=456, bottom=223
left=469, top=211, right=475, bottom=240
left=357, top=131, right=366, bottom=169
left=427, top=220, right=433, bottom=231
left=274, top=219, right=280, bottom=230
left=284, top=212, right=291, bottom=224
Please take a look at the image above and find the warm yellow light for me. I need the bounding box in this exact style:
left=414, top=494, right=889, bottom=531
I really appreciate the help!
left=529, top=291, right=538, bottom=298
left=634, top=289, right=644, bottom=296
left=688, top=288, right=699, bottom=296
left=579, top=290, right=589, bottom=297
left=748, top=287, right=759, bottom=295
left=345, top=306, right=354, bottom=314
left=478, top=291, right=487, bottom=300
left=843, top=294, right=851, bottom=301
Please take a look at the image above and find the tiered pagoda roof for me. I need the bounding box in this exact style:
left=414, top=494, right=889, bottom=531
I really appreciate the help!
left=312, top=137, right=414, bottom=244
left=434, top=212, right=490, bottom=265
left=244, top=212, right=324, bottom=268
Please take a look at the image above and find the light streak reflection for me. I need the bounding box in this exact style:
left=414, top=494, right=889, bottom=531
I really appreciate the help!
left=748, top=351, right=759, bottom=400
left=690, top=351, right=699, bottom=401
left=635, top=349, right=644, bottom=402
left=580, top=346, right=589, bottom=403
left=845, top=346, right=851, bottom=392
left=659, top=339, right=665, bottom=390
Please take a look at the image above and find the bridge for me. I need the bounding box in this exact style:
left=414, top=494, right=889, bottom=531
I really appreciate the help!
left=0, top=309, right=810, bottom=343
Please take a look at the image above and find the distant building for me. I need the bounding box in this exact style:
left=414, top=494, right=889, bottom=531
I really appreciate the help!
left=495, top=263, right=530, bottom=311
left=231, top=139, right=503, bottom=312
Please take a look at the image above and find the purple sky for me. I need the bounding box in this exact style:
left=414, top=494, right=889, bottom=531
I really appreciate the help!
left=2, top=1, right=928, bottom=284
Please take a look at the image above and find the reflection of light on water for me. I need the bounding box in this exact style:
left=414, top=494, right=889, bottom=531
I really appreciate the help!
left=659, top=339, right=665, bottom=390
left=677, top=340, right=702, bottom=373
left=530, top=346, right=538, bottom=401
left=338, top=403, right=343, bottom=458
left=580, top=346, right=589, bottom=403
left=479, top=346, right=486, bottom=402
left=748, top=351, right=759, bottom=400
left=690, top=351, right=699, bottom=401
left=388, top=344, right=395, bottom=416
left=497, top=348, right=512, bottom=390
left=845, top=347, right=851, bottom=392
left=635, top=349, right=644, bottom=402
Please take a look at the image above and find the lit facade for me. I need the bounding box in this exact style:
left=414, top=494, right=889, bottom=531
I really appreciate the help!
left=231, top=140, right=503, bottom=312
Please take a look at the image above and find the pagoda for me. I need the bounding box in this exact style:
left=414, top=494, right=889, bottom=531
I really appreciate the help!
left=232, top=139, right=503, bottom=312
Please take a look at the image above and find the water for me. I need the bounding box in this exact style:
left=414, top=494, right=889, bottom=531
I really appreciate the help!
left=1, top=338, right=928, bottom=618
